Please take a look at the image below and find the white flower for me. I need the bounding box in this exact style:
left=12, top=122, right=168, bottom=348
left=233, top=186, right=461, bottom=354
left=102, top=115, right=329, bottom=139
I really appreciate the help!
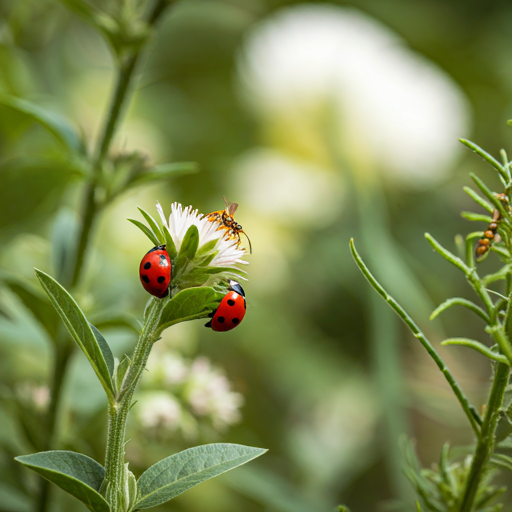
left=186, top=357, right=244, bottom=428
left=238, top=4, right=471, bottom=187
left=16, top=383, right=50, bottom=411
left=137, top=391, right=182, bottom=431
left=156, top=201, right=248, bottom=268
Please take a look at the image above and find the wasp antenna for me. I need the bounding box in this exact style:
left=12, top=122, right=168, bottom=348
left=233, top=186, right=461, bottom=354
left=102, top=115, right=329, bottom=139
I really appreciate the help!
left=242, top=231, right=252, bottom=254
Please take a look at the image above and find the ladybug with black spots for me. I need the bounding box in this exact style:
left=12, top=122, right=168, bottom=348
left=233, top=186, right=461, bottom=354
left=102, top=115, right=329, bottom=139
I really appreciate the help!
left=205, top=280, right=246, bottom=332
left=139, top=245, right=171, bottom=298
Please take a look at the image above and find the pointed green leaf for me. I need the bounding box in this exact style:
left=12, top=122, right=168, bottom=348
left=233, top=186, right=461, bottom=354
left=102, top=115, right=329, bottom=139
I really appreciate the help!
left=490, top=453, right=512, bottom=472
left=158, top=287, right=224, bottom=333
left=430, top=297, right=490, bottom=324
left=15, top=451, right=109, bottom=512
left=128, top=219, right=160, bottom=246
left=461, top=211, right=493, bottom=223
left=0, top=94, right=84, bottom=154
left=460, top=139, right=508, bottom=184
left=127, top=162, right=198, bottom=189
left=88, top=324, right=114, bottom=377
left=425, top=233, right=471, bottom=275
left=463, top=186, right=494, bottom=213
left=35, top=269, right=114, bottom=399
left=114, top=356, right=131, bottom=396
left=161, top=225, right=178, bottom=261
left=135, top=444, right=267, bottom=509
left=470, top=173, right=509, bottom=218
left=137, top=207, right=164, bottom=244
left=441, top=338, right=509, bottom=364
left=175, top=225, right=199, bottom=273
left=4, top=278, right=60, bottom=339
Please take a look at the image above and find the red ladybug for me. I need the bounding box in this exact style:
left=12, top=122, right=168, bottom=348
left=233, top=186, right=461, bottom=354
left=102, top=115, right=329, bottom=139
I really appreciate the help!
left=139, top=245, right=171, bottom=298
left=205, top=280, right=246, bottom=332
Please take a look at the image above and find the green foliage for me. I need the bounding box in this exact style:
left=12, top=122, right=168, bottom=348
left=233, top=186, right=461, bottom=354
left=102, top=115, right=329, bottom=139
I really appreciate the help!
left=15, top=451, right=109, bottom=512
left=440, top=339, right=509, bottom=365
left=0, top=93, right=85, bottom=154
left=402, top=438, right=506, bottom=512
left=157, top=287, right=225, bottom=334
left=135, top=444, right=267, bottom=509
left=35, top=269, right=115, bottom=401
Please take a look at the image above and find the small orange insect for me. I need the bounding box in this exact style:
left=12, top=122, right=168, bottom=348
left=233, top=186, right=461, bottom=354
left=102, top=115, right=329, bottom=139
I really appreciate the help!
left=207, top=197, right=252, bottom=253
left=475, top=193, right=508, bottom=261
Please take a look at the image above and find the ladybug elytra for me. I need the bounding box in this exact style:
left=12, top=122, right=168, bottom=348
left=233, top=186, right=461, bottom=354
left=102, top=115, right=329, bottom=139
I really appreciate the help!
left=205, top=280, right=246, bottom=332
left=139, top=245, right=171, bottom=298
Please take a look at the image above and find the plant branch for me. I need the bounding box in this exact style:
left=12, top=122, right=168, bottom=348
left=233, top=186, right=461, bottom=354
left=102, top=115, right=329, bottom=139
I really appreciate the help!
left=458, top=362, right=510, bottom=512
left=350, top=239, right=482, bottom=436
left=104, top=298, right=165, bottom=511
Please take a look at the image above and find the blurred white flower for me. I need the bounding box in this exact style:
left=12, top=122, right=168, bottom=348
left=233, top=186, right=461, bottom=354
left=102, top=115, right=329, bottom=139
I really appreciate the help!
left=233, top=148, right=343, bottom=227
left=187, top=357, right=244, bottom=429
left=146, top=351, right=189, bottom=386
left=238, top=4, right=471, bottom=187
left=156, top=202, right=248, bottom=267
left=136, top=391, right=182, bottom=431
left=16, top=383, right=50, bottom=411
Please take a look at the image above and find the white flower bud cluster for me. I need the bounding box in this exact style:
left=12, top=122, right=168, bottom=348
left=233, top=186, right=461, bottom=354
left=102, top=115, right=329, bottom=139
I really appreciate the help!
left=135, top=347, right=244, bottom=438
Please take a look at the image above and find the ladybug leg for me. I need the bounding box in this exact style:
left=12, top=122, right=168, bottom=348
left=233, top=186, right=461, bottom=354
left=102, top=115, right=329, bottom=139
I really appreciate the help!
left=204, top=307, right=218, bottom=328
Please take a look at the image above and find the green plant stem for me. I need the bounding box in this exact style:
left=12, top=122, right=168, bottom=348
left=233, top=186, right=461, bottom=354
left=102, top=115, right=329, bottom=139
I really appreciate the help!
left=458, top=362, right=510, bottom=512
left=37, top=3, right=171, bottom=512
left=350, top=239, right=482, bottom=436
left=104, top=298, right=164, bottom=511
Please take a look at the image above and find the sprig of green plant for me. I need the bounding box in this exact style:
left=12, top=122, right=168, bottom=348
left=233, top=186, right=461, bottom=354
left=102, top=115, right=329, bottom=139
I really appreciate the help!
left=14, top=204, right=265, bottom=512
left=350, top=138, right=512, bottom=511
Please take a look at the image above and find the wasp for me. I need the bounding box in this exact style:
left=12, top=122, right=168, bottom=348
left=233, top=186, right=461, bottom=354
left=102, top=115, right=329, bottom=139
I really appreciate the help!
left=207, top=197, right=252, bottom=253
left=475, top=193, right=509, bottom=260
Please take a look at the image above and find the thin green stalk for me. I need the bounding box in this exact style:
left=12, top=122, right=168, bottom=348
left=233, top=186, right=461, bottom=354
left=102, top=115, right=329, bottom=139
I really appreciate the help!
left=458, top=362, right=510, bottom=512
left=350, top=239, right=482, bottom=436
left=37, top=3, right=171, bottom=512
left=104, top=298, right=164, bottom=512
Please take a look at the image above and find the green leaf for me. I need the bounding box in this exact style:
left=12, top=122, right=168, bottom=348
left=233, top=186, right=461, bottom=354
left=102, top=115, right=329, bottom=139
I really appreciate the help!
left=88, top=324, right=115, bottom=377
left=441, top=338, right=509, bottom=364
left=114, top=356, right=131, bottom=396
left=15, top=451, right=109, bottom=512
left=430, top=297, right=490, bottom=324
left=460, top=139, right=509, bottom=184
left=52, top=208, right=79, bottom=285
left=490, top=453, right=512, bottom=472
left=4, top=278, right=60, bottom=339
left=175, top=225, right=199, bottom=273
left=470, top=173, right=509, bottom=219
left=137, top=207, right=164, bottom=245
left=35, top=269, right=115, bottom=400
left=482, top=265, right=512, bottom=286
left=463, top=186, right=494, bottom=213
left=135, top=443, right=267, bottom=509
left=461, top=211, right=493, bottom=223
left=128, top=219, right=160, bottom=246
left=0, top=94, right=84, bottom=154
left=127, top=162, right=198, bottom=189
left=158, top=287, right=224, bottom=333
left=425, top=233, right=471, bottom=275
left=162, top=225, right=178, bottom=261
left=495, top=411, right=512, bottom=443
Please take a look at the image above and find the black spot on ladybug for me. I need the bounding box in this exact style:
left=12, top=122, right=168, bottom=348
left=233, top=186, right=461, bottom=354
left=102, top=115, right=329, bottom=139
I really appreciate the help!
left=157, top=276, right=166, bottom=283
left=144, top=262, right=151, bottom=270
left=142, top=275, right=150, bottom=283
left=227, top=299, right=235, bottom=306
left=232, top=318, right=240, bottom=325
left=217, top=316, right=225, bottom=323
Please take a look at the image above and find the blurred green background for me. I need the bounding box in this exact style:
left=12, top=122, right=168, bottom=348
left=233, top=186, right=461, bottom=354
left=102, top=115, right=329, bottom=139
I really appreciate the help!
left=1, top=0, right=512, bottom=511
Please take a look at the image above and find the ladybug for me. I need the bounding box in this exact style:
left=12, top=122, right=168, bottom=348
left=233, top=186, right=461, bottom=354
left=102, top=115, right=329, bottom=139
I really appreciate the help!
left=205, top=280, right=246, bottom=332
left=207, top=197, right=252, bottom=253
left=139, top=245, right=171, bottom=298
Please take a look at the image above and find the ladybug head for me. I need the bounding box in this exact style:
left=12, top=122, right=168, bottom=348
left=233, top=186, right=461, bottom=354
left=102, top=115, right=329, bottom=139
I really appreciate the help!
left=229, top=280, right=245, bottom=297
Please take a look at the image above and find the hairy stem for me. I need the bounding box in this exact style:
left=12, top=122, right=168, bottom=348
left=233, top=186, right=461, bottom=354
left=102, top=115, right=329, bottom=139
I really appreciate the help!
left=37, top=3, right=171, bottom=512
left=459, top=362, right=510, bottom=512
left=104, top=298, right=164, bottom=511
